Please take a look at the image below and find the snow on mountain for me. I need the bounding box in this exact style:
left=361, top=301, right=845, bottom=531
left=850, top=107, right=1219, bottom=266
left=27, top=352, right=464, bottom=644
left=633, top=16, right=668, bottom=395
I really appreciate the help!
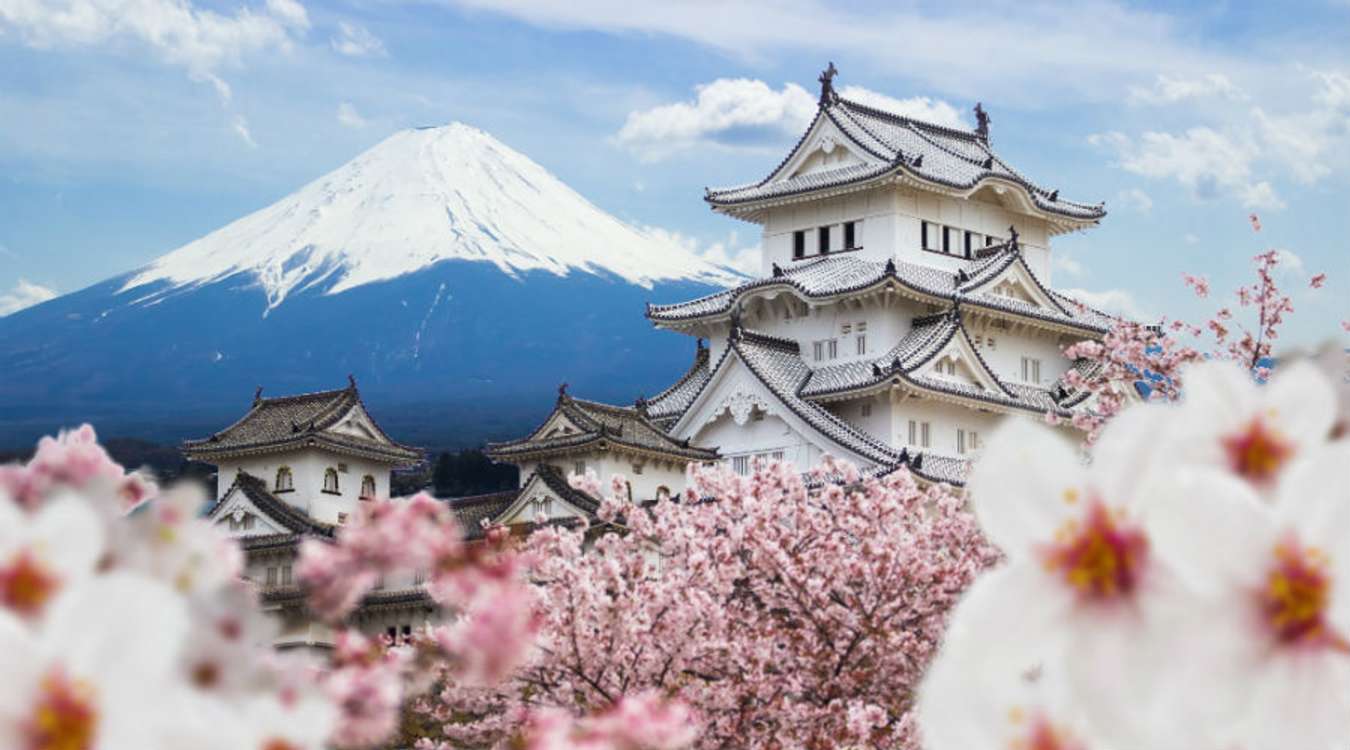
left=122, top=123, right=739, bottom=311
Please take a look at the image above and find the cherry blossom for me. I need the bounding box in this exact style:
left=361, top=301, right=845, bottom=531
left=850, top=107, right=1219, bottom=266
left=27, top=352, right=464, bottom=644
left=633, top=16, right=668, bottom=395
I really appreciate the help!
left=0, top=497, right=104, bottom=620
left=1162, top=360, right=1336, bottom=495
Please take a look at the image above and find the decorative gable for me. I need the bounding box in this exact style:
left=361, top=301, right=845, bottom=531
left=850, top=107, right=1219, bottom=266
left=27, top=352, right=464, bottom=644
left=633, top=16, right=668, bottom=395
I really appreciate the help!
left=975, top=262, right=1065, bottom=315
left=772, top=116, right=883, bottom=184
left=918, top=329, right=1008, bottom=395
left=495, top=473, right=592, bottom=526
left=329, top=404, right=382, bottom=442
left=531, top=410, right=584, bottom=441
left=210, top=488, right=289, bottom=538
left=790, top=135, right=866, bottom=178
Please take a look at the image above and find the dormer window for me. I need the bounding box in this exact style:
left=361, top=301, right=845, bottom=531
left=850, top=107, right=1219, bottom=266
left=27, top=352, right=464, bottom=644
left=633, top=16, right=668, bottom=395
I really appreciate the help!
left=793, top=230, right=806, bottom=259
left=360, top=475, right=376, bottom=499
left=323, top=468, right=340, bottom=494
left=275, top=466, right=293, bottom=493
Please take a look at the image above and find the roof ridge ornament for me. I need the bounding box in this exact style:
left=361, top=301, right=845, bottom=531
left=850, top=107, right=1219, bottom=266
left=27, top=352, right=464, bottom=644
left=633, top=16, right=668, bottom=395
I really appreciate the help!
left=347, top=373, right=357, bottom=390
left=772, top=263, right=784, bottom=278
left=884, top=257, right=896, bottom=275
left=974, top=102, right=991, bottom=141
left=253, top=386, right=263, bottom=405
left=1008, top=225, right=1020, bottom=252
left=729, top=304, right=743, bottom=342
left=818, top=61, right=839, bottom=106
left=557, top=382, right=569, bottom=401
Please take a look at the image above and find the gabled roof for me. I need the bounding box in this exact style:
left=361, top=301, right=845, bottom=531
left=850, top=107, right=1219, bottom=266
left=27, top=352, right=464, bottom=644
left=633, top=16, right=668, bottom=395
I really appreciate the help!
left=486, top=390, right=719, bottom=464
left=705, top=83, right=1104, bottom=226
left=794, top=308, right=1086, bottom=417
left=643, top=341, right=713, bottom=423
left=207, top=472, right=336, bottom=538
left=647, top=245, right=1117, bottom=336
left=184, top=380, right=422, bottom=465
left=447, top=489, right=520, bottom=540
left=681, top=327, right=967, bottom=486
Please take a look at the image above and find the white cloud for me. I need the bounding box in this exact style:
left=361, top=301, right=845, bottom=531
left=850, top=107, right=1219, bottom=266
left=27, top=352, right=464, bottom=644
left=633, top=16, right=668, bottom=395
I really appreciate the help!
left=1115, top=187, right=1153, bottom=213
left=1061, top=287, right=1150, bottom=320
left=336, top=101, right=367, bottom=128
left=1052, top=252, right=1085, bottom=279
left=644, top=226, right=759, bottom=277
left=436, top=0, right=1252, bottom=103
left=1090, top=127, right=1283, bottom=210
left=0, top=279, right=58, bottom=316
left=615, top=78, right=962, bottom=161
left=0, top=0, right=309, bottom=92
left=616, top=78, right=815, bottom=161
left=232, top=114, right=257, bottom=147
left=330, top=20, right=385, bottom=57
left=1184, top=233, right=1200, bottom=245
left=834, top=86, right=966, bottom=129
left=1273, top=248, right=1307, bottom=278
left=1127, top=73, right=1247, bottom=105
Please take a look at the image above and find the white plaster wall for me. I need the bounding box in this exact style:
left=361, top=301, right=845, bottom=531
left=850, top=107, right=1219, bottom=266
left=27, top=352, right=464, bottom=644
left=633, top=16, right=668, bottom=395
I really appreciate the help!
left=519, top=453, right=688, bottom=502
left=967, top=327, right=1080, bottom=387
left=758, top=186, right=1056, bottom=280
left=887, top=397, right=1002, bottom=457
left=694, top=411, right=822, bottom=473
left=732, top=295, right=933, bottom=369
left=217, top=449, right=390, bottom=523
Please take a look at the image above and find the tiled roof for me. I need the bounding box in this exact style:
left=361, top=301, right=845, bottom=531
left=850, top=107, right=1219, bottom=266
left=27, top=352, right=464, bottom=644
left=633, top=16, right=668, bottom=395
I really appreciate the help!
left=725, top=329, right=970, bottom=486
left=184, top=381, right=422, bottom=464
left=648, top=247, right=1117, bottom=335
left=643, top=342, right=713, bottom=421
left=487, top=393, right=718, bottom=463
left=706, top=94, right=1104, bottom=222
left=447, top=489, right=519, bottom=540
left=208, top=472, right=336, bottom=538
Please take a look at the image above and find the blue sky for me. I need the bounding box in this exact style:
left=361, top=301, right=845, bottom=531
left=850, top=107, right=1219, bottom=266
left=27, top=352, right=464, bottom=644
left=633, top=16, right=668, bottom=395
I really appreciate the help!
left=0, top=0, right=1346, bottom=347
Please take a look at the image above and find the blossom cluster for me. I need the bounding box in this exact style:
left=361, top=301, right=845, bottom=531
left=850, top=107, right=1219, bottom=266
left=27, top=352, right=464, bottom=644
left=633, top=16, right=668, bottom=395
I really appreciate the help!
left=421, top=458, right=995, bottom=750
left=921, top=360, right=1350, bottom=750
left=1065, top=215, right=1330, bottom=442
left=0, top=425, right=335, bottom=749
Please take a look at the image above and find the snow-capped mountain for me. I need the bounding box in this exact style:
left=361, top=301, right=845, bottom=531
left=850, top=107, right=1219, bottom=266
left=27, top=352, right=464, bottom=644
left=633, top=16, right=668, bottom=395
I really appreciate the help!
left=124, top=123, right=737, bottom=312
left=0, top=125, right=735, bottom=449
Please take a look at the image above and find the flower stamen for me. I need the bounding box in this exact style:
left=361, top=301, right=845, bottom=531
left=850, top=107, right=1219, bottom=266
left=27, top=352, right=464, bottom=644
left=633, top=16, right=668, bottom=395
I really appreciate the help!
left=1043, top=500, right=1147, bottom=600
left=1261, top=539, right=1345, bottom=649
left=0, top=550, right=61, bottom=616
left=25, top=670, right=97, bottom=750
left=1222, top=416, right=1293, bottom=485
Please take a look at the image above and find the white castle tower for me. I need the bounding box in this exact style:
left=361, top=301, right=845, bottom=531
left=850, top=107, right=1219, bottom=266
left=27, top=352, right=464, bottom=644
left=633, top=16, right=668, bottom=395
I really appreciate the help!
left=485, top=66, right=1116, bottom=523
left=636, top=65, right=1113, bottom=487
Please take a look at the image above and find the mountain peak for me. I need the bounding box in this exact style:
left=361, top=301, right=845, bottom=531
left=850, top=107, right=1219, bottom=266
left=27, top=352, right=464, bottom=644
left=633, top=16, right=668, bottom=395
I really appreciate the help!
left=121, top=124, right=738, bottom=312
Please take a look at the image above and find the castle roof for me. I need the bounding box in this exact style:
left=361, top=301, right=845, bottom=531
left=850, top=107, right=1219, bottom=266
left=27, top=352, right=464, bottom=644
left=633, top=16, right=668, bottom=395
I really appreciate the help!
left=680, top=327, right=970, bottom=487
left=206, top=471, right=336, bottom=538
left=183, top=379, right=422, bottom=465
left=647, top=244, right=1117, bottom=336
left=706, top=81, right=1104, bottom=228
left=486, top=390, right=719, bottom=464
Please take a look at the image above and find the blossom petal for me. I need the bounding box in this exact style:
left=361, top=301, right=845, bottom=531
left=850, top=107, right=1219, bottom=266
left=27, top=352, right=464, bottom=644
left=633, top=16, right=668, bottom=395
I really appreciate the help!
left=0, top=612, right=43, bottom=747
left=29, top=497, right=104, bottom=584
left=1090, top=403, right=1169, bottom=508
left=1265, top=360, right=1337, bottom=454
left=967, top=420, right=1087, bottom=556
left=1144, top=468, right=1273, bottom=596
left=42, top=572, right=190, bottom=689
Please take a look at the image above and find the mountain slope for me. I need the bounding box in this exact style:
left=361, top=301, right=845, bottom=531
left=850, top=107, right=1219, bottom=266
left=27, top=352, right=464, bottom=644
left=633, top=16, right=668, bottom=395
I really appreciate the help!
left=0, top=125, right=733, bottom=449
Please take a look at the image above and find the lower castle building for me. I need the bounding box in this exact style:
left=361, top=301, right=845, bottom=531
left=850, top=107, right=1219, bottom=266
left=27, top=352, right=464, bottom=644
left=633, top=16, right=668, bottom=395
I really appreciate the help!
left=184, top=379, right=435, bottom=649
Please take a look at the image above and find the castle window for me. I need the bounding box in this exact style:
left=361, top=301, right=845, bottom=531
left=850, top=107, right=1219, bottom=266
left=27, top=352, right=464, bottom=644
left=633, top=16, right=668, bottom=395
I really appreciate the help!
left=943, top=226, right=957, bottom=255
left=793, top=230, right=806, bottom=259
left=843, top=221, right=857, bottom=249
left=275, top=466, right=293, bottom=492
left=242, top=515, right=255, bottom=530
left=632, top=463, right=644, bottom=475
left=338, top=513, right=348, bottom=525
left=827, top=339, right=838, bottom=360
left=282, top=565, right=292, bottom=585
left=323, top=468, right=340, bottom=494
left=414, top=569, right=426, bottom=585
left=987, top=337, right=997, bottom=350
left=731, top=455, right=750, bottom=476
left=771, top=450, right=784, bottom=462
left=856, top=334, right=866, bottom=356
left=1022, top=357, right=1042, bottom=384
left=818, top=226, right=830, bottom=254
left=958, top=429, right=966, bottom=454
left=908, top=420, right=931, bottom=448
left=360, top=474, right=376, bottom=499
left=861, top=403, right=872, bottom=418
left=813, top=341, right=824, bottom=362
left=337, top=463, right=348, bottom=473
left=841, top=323, right=851, bottom=335
left=266, top=566, right=277, bottom=586
left=573, top=461, right=586, bottom=477
left=964, top=231, right=977, bottom=258
left=656, top=486, right=672, bottom=501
